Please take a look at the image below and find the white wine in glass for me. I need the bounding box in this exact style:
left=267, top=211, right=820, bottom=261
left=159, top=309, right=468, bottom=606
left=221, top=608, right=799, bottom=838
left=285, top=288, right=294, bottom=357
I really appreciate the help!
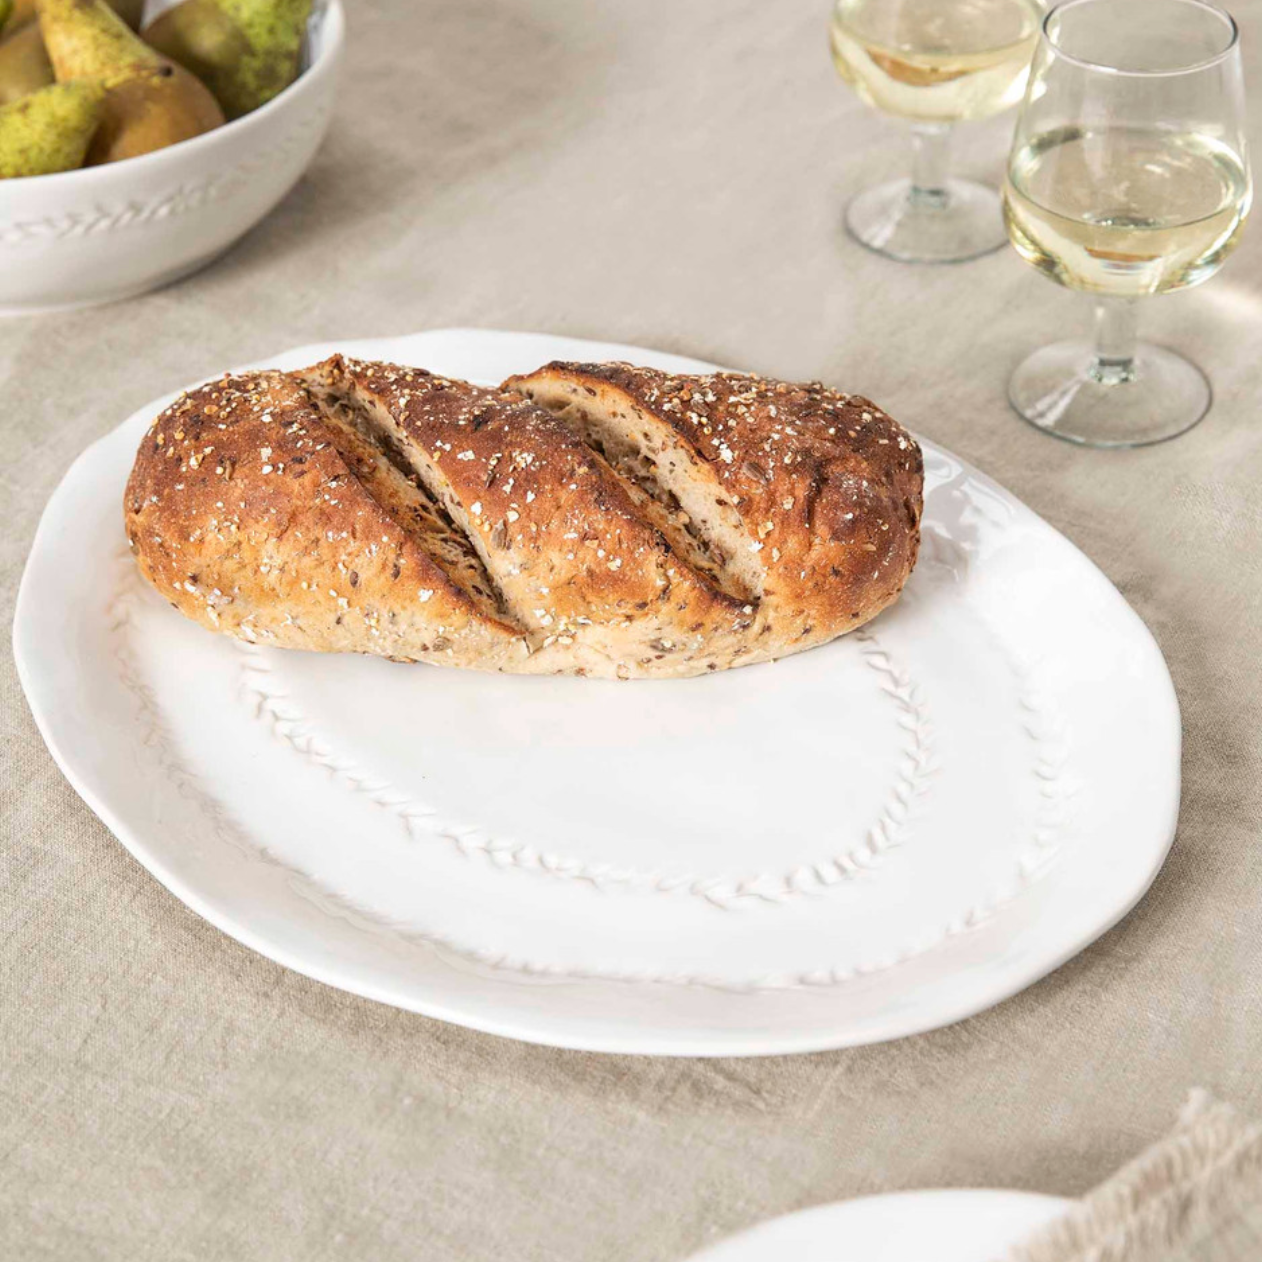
left=1004, top=0, right=1251, bottom=446
left=830, top=0, right=1042, bottom=262
left=1007, top=127, right=1250, bottom=296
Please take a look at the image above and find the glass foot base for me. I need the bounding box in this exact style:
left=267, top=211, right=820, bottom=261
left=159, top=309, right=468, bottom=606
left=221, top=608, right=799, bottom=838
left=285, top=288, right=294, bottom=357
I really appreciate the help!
left=1009, top=340, right=1212, bottom=448
left=845, top=178, right=1007, bottom=263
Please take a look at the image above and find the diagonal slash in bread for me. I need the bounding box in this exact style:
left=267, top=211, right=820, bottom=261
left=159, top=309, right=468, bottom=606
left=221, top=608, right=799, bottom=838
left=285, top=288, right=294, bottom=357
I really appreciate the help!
left=507, top=361, right=923, bottom=665
left=124, top=356, right=922, bottom=679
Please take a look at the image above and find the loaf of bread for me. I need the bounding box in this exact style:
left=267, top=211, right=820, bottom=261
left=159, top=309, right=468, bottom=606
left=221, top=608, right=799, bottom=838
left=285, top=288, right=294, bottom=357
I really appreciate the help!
left=124, top=356, right=922, bottom=679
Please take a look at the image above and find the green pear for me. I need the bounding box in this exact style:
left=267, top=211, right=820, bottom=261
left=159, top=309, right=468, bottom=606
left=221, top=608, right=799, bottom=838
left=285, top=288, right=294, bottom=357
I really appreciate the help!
left=0, top=21, right=54, bottom=104
left=0, top=78, right=101, bottom=175
left=143, top=0, right=311, bottom=120
left=142, top=0, right=248, bottom=110
left=37, top=0, right=223, bottom=163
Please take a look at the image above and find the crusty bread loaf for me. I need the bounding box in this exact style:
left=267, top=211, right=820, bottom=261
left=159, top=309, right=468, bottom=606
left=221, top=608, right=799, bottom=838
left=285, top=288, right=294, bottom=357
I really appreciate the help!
left=124, top=357, right=922, bottom=679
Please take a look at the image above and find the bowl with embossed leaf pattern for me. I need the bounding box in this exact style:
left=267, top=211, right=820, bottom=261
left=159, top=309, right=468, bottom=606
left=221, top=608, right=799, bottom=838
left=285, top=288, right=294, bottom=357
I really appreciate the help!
left=0, top=0, right=343, bottom=314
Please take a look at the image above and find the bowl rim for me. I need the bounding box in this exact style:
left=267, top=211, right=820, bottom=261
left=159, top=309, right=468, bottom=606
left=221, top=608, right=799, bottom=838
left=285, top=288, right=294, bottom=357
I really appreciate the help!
left=0, top=0, right=344, bottom=192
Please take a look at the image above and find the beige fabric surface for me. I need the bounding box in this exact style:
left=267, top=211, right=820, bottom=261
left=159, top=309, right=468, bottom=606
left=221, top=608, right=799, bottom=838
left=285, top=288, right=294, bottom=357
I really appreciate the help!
left=3, top=2, right=1262, bottom=1258
left=1004, top=1093, right=1262, bottom=1262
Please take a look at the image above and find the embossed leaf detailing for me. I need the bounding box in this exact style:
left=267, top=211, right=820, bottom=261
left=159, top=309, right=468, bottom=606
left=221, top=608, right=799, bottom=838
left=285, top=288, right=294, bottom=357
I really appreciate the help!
left=235, top=627, right=939, bottom=910
left=108, top=545, right=1075, bottom=992
left=0, top=104, right=331, bottom=248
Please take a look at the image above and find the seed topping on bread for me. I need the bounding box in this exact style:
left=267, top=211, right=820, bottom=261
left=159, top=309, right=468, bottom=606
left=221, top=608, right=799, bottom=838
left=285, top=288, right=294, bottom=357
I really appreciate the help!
left=125, top=357, right=923, bottom=679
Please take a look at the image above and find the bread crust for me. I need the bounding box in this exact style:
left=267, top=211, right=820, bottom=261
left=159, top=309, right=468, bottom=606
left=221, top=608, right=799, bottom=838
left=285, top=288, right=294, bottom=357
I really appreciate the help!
left=506, top=362, right=923, bottom=664
left=302, top=356, right=752, bottom=678
left=124, top=371, right=529, bottom=669
left=124, top=359, right=922, bottom=679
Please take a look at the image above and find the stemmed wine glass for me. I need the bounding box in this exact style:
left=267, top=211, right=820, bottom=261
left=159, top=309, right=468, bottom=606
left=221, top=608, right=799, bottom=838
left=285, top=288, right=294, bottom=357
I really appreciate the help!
left=830, top=0, right=1044, bottom=263
left=1004, top=0, right=1250, bottom=446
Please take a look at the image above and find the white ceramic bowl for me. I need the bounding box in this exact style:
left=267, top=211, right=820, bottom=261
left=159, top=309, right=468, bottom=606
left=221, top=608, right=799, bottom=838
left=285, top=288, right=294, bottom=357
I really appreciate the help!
left=0, top=0, right=343, bottom=314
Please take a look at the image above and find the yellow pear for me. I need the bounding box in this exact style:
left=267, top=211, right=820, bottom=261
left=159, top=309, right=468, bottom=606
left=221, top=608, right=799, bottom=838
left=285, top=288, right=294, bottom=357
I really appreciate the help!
left=2, top=0, right=147, bottom=106
left=143, top=0, right=311, bottom=120
left=0, top=21, right=53, bottom=104
left=105, top=0, right=141, bottom=28
left=37, top=0, right=223, bottom=163
left=8, top=0, right=143, bottom=32
left=0, top=78, right=101, bottom=175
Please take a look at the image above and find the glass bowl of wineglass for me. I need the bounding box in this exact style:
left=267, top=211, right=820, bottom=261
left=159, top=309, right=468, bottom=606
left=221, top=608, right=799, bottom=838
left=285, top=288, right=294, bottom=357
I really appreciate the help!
left=830, top=0, right=1044, bottom=263
left=1004, top=0, right=1250, bottom=446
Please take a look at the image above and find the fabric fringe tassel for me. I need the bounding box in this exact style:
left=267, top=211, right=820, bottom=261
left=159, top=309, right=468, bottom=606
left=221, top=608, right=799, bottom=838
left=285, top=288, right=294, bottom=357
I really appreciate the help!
left=1002, top=1091, right=1262, bottom=1262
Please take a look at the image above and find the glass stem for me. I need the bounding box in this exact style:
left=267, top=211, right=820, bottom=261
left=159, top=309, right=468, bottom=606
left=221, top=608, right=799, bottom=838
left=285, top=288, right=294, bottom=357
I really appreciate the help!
left=909, top=123, right=952, bottom=210
left=1090, top=297, right=1139, bottom=385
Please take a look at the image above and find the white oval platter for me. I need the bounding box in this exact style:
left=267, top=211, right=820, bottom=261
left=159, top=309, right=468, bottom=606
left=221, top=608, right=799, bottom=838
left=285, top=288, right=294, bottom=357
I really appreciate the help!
left=13, top=329, right=1181, bottom=1056
left=686, top=1189, right=1072, bottom=1261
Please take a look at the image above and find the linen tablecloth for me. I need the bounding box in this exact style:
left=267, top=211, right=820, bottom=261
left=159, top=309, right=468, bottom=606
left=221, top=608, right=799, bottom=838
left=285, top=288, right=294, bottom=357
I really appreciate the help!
left=4, top=2, right=1261, bottom=1258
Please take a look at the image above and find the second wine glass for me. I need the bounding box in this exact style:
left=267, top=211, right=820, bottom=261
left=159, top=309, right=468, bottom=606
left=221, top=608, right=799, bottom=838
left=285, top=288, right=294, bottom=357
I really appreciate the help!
left=830, top=0, right=1043, bottom=263
left=1004, top=0, right=1250, bottom=446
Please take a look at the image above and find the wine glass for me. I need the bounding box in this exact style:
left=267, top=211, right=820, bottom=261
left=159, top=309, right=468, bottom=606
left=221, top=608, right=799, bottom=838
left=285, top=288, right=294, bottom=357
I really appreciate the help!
left=1004, top=0, right=1250, bottom=446
left=830, top=0, right=1044, bottom=263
